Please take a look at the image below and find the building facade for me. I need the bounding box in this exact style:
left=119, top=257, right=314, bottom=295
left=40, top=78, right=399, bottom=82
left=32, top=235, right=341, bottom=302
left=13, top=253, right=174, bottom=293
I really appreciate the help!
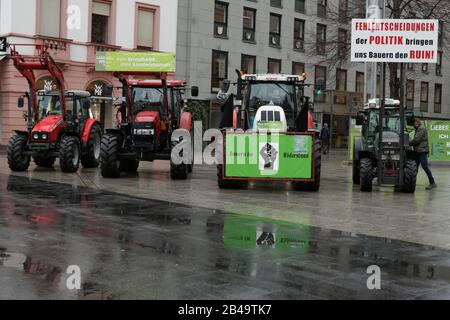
left=0, top=0, right=178, bottom=145
left=176, top=0, right=449, bottom=148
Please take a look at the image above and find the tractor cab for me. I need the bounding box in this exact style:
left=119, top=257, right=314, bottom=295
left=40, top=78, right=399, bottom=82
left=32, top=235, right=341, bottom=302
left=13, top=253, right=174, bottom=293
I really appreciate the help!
left=241, top=74, right=310, bottom=132
left=353, top=98, right=418, bottom=193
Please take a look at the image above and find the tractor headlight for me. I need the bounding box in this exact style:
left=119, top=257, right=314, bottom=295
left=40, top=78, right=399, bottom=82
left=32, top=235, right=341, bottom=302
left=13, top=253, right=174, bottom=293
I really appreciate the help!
left=41, top=133, right=48, bottom=140
left=33, top=133, right=39, bottom=140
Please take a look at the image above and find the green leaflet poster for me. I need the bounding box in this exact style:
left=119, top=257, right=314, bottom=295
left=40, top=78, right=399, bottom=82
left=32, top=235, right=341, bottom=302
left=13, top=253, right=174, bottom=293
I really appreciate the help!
left=96, top=51, right=175, bottom=72
left=224, top=133, right=313, bottom=179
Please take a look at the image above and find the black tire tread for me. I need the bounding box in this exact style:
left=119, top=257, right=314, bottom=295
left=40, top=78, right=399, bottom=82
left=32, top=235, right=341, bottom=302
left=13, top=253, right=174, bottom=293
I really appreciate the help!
left=7, top=135, right=30, bottom=172
left=59, top=135, right=80, bottom=173
left=100, top=134, right=121, bottom=178
left=360, top=157, right=373, bottom=192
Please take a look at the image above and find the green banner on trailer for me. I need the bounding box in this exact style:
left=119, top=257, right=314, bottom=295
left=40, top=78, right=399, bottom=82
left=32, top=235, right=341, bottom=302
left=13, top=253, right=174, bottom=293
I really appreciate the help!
left=224, top=133, right=313, bottom=179
left=95, top=51, right=175, bottom=72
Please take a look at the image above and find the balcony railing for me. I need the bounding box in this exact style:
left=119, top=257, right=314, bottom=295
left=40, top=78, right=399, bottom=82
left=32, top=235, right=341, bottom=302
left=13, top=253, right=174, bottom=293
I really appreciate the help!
left=87, top=42, right=122, bottom=64
left=34, top=35, right=72, bottom=60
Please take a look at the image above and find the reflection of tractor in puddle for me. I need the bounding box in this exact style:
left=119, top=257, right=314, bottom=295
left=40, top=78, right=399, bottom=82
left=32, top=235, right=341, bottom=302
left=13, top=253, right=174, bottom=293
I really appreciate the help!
left=208, top=213, right=310, bottom=252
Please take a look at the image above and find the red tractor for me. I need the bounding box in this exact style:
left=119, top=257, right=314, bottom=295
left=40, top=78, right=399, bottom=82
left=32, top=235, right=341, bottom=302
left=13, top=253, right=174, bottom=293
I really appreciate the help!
left=7, top=46, right=102, bottom=173
left=100, top=72, right=198, bottom=179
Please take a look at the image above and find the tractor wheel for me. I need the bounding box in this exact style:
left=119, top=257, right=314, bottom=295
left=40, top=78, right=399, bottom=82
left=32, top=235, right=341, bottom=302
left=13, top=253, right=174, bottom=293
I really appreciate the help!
left=292, top=139, right=322, bottom=192
left=59, top=135, right=81, bottom=173
left=352, top=159, right=360, bottom=185
left=81, top=123, right=102, bottom=168
left=100, top=134, right=121, bottom=178
left=216, top=164, right=248, bottom=189
left=34, top=156, right=56, bottom=168
left=360, top=158, right=373, bottom=192
left=402, top=158, right=417, bottom=193
left=7, top=135, right=30, bottom=172
left=119, top=158, right=140, bottom=173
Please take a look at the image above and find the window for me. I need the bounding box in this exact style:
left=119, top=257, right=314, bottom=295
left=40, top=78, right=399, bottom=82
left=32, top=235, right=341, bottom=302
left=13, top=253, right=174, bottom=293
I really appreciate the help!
left=317, top=0, right=327, bottom=18
left=39, top=0, right=61, bottom=37
left=420, top=82, right=429, bottom=112
left=339, top=0, right=348, bottom=22
left=292, top=62, right=305, bottom=75
left=436, top=51, right=443, bottom=76
left=268, top=58, right=281, bottom=73
left=214, top=1, right=228, bottom=37
left=269, top=14, right=281, bottom=47
left=137, top=8, right=155, bottom=50
left=211, top=50, right=228, bottom=92
left=336, top=69, right=347, bottom=92
left=406, top=80, right=415, bottom=109
left=422, top=63, right=428, bottom=73
left=242, top=55, right=256, bottom=74
left=270, top=0, right=282, bottom=8
left=91, top=1, right=111, bottom=44
left=243, top=7, right=256, bottom=42
left=356, top=72, right=364, bottom=94
left=407, top=63, right=414, bottom=71
left=316, top=24, right=326, bottom=55
left=294, top=19, right=305, bottom=51
left=315, top=66, right=327, bottom=102
left=434, top=84, right=442, bottom=113
left=295, top=0, right=305, bottom=13
left=338, top=29, right=347, bottom=59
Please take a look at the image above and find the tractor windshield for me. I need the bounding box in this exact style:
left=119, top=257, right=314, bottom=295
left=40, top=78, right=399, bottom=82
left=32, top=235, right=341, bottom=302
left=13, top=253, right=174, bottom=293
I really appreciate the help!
left=247, top=82, right=296, bottom=127
left=132, top=87, right=166, bottom=116
left=37, top=95, right=77, bottom=120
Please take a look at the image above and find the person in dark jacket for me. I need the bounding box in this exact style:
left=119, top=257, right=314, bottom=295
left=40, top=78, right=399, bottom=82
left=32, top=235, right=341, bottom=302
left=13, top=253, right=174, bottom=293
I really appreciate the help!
left=320, top=123, right=330, bottom=155
left=409, top=118, right=436, bottom=190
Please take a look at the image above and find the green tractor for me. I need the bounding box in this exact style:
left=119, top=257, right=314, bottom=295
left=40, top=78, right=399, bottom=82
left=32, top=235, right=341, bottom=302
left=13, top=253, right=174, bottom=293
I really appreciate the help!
left=353, top=98, right=417, bottom=193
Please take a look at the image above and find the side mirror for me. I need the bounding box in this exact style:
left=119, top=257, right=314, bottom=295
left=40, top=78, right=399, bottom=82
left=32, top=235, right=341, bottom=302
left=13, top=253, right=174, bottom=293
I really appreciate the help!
left=17, top=95, right=25, bottom=108
left=406, top=111, right=415, bottom=126
left=191, top=86, right=199, bottom=97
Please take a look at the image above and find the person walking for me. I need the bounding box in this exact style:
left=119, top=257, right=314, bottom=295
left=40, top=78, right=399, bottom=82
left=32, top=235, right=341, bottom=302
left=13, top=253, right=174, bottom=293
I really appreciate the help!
left=409, top=118, right=437, bottom=190
left=320, top=123, right=331, bottom=155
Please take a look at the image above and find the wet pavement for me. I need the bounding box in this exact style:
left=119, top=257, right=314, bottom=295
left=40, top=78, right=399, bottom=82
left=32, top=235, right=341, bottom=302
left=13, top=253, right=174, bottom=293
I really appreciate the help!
left=1, top=170, right=450, bottom=299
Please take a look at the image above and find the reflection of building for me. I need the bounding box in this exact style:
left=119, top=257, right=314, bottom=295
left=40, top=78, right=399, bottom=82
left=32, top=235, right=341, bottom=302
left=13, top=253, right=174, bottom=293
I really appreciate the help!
left=0, top=0, right=178, bottom=145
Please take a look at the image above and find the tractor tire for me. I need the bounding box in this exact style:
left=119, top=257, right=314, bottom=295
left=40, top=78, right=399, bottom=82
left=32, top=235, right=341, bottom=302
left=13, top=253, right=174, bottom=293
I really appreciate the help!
left=402, top=158, right=417, bottom=193
left=119, top=158, right=140, bottom=173
left=34, top=156, right=56, bottom=168
left=170, top=161, right=188, bottom=180
left=59, top=135, right=81, bottom=173
left=292, top=139, right=322, bottom=192
left=81, top=123, right=102, bottom=168
left=216, top=164, right=248, bottom=189
left=100, top=134, right=121, bottom=178
left=360, top=158, right=373, bottom=192
left=7, top=135, right=30, bottom=172
left=352, top=159, right=360, bottom=185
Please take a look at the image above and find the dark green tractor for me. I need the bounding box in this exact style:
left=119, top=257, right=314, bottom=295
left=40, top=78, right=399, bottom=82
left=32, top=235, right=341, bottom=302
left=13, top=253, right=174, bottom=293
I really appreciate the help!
left=353, top=99, right=417, bottom=193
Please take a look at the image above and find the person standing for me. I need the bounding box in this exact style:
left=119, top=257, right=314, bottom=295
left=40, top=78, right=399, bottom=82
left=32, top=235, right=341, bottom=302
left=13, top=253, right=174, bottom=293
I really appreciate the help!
left=409, top=119, right=437, bottom=190
left=320, top=123, right=331, bottom=155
